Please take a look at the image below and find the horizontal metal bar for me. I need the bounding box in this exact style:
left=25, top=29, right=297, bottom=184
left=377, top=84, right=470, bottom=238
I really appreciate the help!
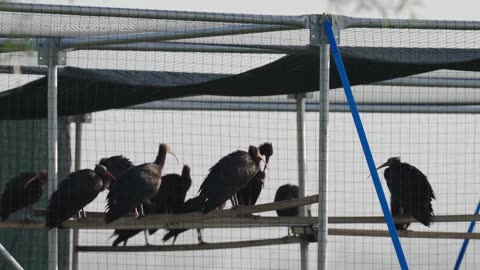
left=374, top=77, right=480, bottom=88
left=61, top=24, right=297, bottom=49
left=76, top=236, right=302, bottom=252
left=0, top=2, right=306, bottom=27
left=341, top=15, right=480, bottom=30
left=77, top=42, right=310, bottom=54
left=329, top=228, right=480, bottom=240
left=131, top=100, right=480, bottom=114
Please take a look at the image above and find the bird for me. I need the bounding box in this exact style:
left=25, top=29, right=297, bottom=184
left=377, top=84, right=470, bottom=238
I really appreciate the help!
left=274, top=184, right=300, bottom=236
left=46, top=165, right=116, bottom=229
left=110, top=165, right=192, bottom=246
left=0, top=170, right=48, bottom=222
left=237, top=142, right=273, bottom=206
left=105, top=143, right=177, bottom=224
left=199, top=145, right=263, bottom=214
left=376, top=157, right=436, bottom=231
left=98, top=155, right=135, bottom=186
left=162, top=195, right=211, bottom=245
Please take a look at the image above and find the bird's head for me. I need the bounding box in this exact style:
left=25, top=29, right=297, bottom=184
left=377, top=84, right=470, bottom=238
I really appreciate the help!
left=23, top=170, right=48, bottom=189
left=94, top=164, right=117, bottom=187
left=248, top=145, right=264, bottom=165
left=159, top=143, right=179, bottom=163
left=376, top=157, right=401, bottom=170
left=182, top=164, right=191, bottom=178
left=258, top=142, right=273, bottom=164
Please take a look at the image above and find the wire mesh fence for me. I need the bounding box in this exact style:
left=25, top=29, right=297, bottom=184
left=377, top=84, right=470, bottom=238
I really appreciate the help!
left=0, top=3, right=479, bottom=270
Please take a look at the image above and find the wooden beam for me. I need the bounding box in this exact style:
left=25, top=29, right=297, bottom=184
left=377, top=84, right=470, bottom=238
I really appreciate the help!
left=32, top=194, right=318, bottom=222
left=329, top=228, right=480, bottom=240
left=329, top=214, right=480, bottom=224
left=1, top=214, right=479, bottom=230
left=0, top=216, right=318, bottom=229
left=75, top=236, right=302, bottom=252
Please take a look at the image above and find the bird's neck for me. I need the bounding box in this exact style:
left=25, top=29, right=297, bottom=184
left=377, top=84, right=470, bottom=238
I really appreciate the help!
left=154, top=150, right=167, bottom=167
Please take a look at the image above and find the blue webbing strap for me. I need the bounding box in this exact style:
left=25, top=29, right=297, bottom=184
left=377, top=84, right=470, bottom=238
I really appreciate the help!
left=454, top=200, right=480, bottom=270
left=323, top=20, right=409, bottom=270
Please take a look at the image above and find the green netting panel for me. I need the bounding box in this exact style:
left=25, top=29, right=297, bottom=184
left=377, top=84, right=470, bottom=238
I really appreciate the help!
left=0, top=117, right=71, bottom=270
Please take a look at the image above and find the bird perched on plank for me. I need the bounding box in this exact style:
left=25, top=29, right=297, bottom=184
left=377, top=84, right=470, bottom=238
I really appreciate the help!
left=199, top=145, right=263, bottom=214
left=99, top=155, right=135, bottom=188
left=110, top=165, right=192, bottom=246
left=274, top=184, right=300, bottom=236
left=163, top=195, right=222, bottom=245
left=237, top=142, right=273, bottom=206
left=46, top=165, right=116, bottom=229
left=0, top=170, right=48, bottom=222
left=377, top=157, right=436, bottom=231
left=105, top=143, right=177, bottom=224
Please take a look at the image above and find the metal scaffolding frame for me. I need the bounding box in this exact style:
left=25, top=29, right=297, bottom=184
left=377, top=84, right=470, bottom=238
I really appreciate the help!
left=0, top=3, right=479, bottom=270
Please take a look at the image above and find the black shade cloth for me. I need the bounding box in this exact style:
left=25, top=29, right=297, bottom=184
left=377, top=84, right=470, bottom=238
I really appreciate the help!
left=1, top=46, right=480, bottom=119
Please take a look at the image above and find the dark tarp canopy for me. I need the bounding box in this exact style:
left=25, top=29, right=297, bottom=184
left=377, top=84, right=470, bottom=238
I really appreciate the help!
left=1, top=46, right=480, bottom=119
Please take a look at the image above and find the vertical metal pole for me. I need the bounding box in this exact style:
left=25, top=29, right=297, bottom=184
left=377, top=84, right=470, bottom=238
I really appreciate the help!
left=0, top=242, right=24, bottom=270
left=71, top=116, right=83, bottom=270
left=296, top=94, right=309, bottom=270
left=318, top=31, right=330, bottom=270
left=47, top=38, right=59, bottom=270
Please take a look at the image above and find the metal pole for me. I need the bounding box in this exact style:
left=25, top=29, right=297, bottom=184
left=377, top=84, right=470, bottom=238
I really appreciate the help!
left=318, top=35, right=330, bottom=270
left=295, top=94, right=309, bottom=270
left=0, top=242, right=24, bottom=270
left=60, top=24, right=296, bottom=50
left=71, top=116, right=83, bottom=270
left=0, top=2, right=305, bottom=27
left=47, top=38, right=59, bottom=270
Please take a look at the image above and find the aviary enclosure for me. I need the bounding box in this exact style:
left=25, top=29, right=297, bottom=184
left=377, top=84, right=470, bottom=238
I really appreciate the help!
left=0, top=2, right=479, bottom=270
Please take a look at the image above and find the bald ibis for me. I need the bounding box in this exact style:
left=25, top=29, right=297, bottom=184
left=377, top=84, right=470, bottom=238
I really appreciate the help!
left=0, top=170, right=48, bottom=222
left=105, top=143, right=177, bottom=224
left=199, top=145, right=263, bottom=214
left=237, top=142, right=273, bottom=206
left=274, top=184, right=300, bottom=236
left=110, top=164, right=192, bottom=246
left=46, top=165, right=116, bottom=229
left=377, top=157, right=436, bottom=231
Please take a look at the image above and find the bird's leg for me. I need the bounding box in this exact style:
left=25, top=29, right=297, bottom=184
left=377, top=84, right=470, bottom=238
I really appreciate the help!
left=230, top=196, right=236, bottom=208
left=76, top=211, right=82, bottom=221
left=197, top=228, right=206, bottom=244
left=23, top=207, right=31, bottom=223
left=139, top=204, right=145, bottom=217
left=144, top=230, right=150, bottom=246
left=81, top=208, right=87, bottom=220
left=134, top=207, right=139, bottom=217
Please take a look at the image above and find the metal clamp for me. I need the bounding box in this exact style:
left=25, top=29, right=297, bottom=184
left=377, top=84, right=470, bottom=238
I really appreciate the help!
left=37, top=38, right=66, bottom=66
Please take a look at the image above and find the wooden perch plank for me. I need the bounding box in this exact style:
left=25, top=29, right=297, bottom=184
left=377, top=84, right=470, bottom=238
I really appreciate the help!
left=76, top=236, right=302, bottom=252
left=330, top=214, right=480, bottom=224
left=0, top=216, right=318, bottom=229
left=32, top=194, right=319, bottom=222
left=329, top=228, right=480, bottom=240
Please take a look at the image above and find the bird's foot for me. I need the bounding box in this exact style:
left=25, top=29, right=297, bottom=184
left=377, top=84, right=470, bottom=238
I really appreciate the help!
left=198, top=240, right=207, bottom=245
left=23, top=216, right=31, bottom=224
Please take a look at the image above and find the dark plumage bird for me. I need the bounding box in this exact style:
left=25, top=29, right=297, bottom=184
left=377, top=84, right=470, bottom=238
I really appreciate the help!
left=99, top=155, right=135, bottom=187
left=377, top=157, right=436, bottom=231
left=105, top=143, right=177, bottom=224
left=274, top=184, right=300, bottom=217
left=110, top=165, right=192, bottom=246
left=274, top=184, right=300, bottom=236
left=237, top=142, right=273, bottom=206
left=0, top=170, right=48, bottom=221
left=162, top=195, right=209, bottom=245
left=199, top=145, right=263, bottom=214
left=46, top=165, right=116, bottom=229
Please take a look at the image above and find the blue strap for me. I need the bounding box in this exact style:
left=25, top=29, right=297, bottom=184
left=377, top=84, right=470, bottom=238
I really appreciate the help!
left=323, top=20, right=409, bottom=270
left=454, top=200, right=480, bottom=270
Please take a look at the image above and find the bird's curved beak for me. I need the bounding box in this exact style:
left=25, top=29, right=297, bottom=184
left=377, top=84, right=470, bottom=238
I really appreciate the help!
left=376, top=161, right=389, bottom=170
left=106, top=171, right=117, bottom=182
left=23, top=175, right=39, bottom=189
left=169, top=151, right=180, bottom=164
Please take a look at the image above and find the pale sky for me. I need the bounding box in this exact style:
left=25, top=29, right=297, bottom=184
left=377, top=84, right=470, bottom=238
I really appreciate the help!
left=16, top=0, right=480, bottom=20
